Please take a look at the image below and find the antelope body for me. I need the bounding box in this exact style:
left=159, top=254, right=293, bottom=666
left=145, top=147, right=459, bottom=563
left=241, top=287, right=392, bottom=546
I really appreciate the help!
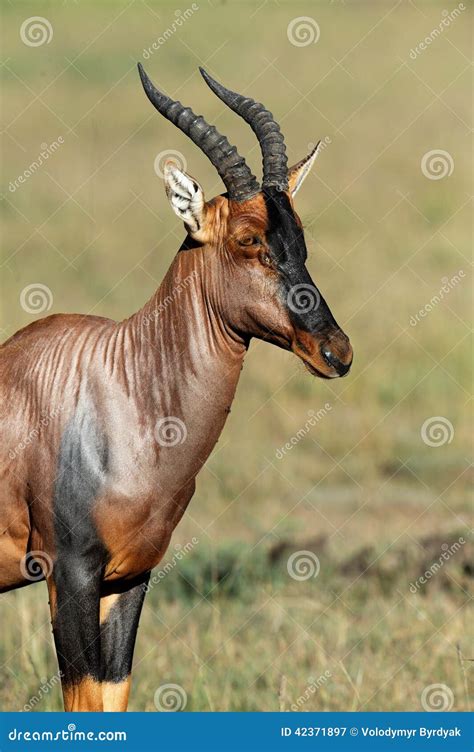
left=0, top=65, right=352, bottom=711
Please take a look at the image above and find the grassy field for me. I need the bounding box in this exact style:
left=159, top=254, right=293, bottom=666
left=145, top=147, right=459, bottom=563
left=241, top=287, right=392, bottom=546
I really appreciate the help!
left=0, top=1, right=472, bottom=712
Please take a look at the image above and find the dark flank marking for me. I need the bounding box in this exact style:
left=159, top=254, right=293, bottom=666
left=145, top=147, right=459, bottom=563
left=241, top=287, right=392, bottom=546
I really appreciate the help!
left=52, top=402, right=109, bottom=686
left=100, top=573, right=150, bottom=683
left=263, top=188, right=340, bottom=336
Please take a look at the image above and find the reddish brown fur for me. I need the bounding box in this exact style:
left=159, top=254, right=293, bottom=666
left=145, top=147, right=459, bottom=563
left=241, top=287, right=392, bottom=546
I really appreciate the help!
left=0, top=181, right=351, bottom=710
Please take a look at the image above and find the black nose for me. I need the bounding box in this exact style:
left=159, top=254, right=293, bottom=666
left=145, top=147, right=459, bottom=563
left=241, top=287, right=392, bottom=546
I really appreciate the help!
left=321, top=347, right=352, bottom=376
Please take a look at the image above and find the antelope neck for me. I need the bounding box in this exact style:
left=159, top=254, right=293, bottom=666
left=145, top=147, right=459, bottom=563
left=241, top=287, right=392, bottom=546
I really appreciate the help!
left=125, top=246, right=247, bottom=413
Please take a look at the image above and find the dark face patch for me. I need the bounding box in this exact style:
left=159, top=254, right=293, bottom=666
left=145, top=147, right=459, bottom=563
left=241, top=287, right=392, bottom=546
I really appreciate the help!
left=263, top=188, right=340, bottom=337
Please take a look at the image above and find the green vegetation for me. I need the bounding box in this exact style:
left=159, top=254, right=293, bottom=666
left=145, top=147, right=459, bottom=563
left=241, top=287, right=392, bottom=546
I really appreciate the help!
left=0, top=1, right=471, bottom=712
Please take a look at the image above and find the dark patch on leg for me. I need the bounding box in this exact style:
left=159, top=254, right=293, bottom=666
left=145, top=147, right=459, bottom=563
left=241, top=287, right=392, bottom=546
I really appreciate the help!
left=51, top=558, right=102, bottom=684
left=52, top=402, right=109, bottom=686
left=54, top=405, right=109, bottom=553
left=100, top=572, right=149, bottom=683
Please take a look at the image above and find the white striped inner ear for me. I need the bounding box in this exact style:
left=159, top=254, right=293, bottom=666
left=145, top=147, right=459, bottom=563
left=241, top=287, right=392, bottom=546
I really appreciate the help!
left=164, top=163, right=205, bottom=233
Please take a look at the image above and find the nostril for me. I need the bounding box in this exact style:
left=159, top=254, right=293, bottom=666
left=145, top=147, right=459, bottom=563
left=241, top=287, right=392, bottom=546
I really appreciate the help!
left=322, top=348, right=338, bottom=368
left=321, top=347, right=351, bottom=376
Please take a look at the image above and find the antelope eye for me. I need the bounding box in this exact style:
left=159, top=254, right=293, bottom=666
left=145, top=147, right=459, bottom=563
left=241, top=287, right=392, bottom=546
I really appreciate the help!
left=239, top=235, right=261, bottom=247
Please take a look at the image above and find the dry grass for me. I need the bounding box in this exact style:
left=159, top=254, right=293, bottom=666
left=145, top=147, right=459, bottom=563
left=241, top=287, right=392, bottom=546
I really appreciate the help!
left=0, top=1, right=472, bottom=711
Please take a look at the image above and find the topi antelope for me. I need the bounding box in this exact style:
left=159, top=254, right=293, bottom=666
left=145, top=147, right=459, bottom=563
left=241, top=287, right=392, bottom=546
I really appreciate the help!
left=0, top=64, right=352, bottom=711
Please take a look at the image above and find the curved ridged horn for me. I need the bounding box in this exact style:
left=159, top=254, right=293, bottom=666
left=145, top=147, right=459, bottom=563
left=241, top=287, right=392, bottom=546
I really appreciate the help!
left=137, top=63, right=259, bottom=202
left=199, top=67, right=288, bottom=192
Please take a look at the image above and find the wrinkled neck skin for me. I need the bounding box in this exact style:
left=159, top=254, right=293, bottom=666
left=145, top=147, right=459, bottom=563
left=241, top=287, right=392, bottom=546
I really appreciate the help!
left=123, top=240, right=247, bottom=473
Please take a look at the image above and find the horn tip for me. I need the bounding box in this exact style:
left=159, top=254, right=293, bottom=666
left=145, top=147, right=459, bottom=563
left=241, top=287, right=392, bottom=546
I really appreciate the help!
left=137, top=61, right=147, bottom=84
left=200, top=67, right=220, bottom=88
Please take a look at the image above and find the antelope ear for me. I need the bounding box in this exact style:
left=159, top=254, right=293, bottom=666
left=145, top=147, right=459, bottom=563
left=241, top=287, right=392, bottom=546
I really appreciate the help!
left=288, top=141, right=322, bottom=197
left=163, top=161, right=208, bottom=240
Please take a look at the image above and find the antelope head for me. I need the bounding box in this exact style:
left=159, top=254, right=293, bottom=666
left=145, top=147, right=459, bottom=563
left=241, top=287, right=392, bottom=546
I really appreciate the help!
left=138, top=64, right=353, bottom=379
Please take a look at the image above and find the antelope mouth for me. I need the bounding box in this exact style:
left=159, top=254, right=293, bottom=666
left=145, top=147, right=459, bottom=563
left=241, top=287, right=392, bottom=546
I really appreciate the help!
left=293, top=337, right=353, bottom=379
left=302, top=358, right=334, bottom=379
left=292, top=342, right=338, bottom=380
left=298, top=352, right=338, bottom=379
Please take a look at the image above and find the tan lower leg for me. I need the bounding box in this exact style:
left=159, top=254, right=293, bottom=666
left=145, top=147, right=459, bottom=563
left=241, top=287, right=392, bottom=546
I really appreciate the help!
left=100, top=593, right=131, bottom=711
left=62, top=676, right=104, bottom=712
left=102, top=678, right=132, bottom=711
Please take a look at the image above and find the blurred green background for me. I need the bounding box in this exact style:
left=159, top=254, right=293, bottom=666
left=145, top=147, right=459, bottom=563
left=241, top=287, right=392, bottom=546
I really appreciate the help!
left=0, top=1, right=472, bottom=711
